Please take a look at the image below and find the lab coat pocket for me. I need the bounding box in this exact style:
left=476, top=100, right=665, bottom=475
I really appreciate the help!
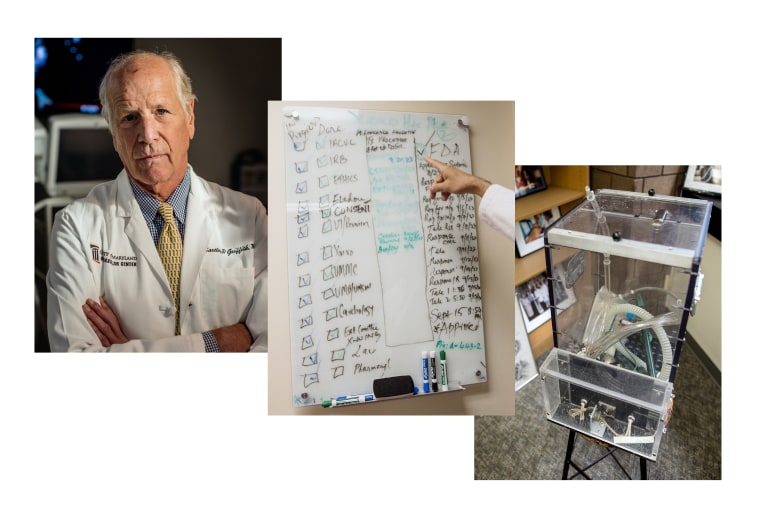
left=199, top=267, right=255, bottom=328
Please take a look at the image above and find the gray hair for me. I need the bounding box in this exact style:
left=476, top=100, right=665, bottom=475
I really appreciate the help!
left=98, top=49, right=197, bottom=131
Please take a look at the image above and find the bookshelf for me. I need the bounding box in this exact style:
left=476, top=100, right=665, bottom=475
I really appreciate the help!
left=515, top=166, right=589, bottom=358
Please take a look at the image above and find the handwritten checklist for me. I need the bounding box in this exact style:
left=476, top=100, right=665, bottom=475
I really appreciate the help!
left=285, top=107, right=486, bottom=407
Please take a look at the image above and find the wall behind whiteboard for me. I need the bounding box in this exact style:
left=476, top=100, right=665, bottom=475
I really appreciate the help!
left=268, top=101, right=515, bottom=415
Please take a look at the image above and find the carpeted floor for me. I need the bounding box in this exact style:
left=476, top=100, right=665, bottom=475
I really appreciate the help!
left=474, top=340, right=721, bottom=480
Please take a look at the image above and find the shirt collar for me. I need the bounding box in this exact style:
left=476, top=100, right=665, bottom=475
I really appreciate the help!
left=129, top=166, right=192, bottom=226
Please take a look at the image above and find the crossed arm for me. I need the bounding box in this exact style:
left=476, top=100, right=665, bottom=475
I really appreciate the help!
left=82, top=296, right=252, bottom=352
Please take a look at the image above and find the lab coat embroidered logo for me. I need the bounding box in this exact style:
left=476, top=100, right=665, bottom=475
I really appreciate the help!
left=90, top=243, right=101, bottom=264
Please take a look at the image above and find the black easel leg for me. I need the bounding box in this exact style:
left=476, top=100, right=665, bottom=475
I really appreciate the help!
left=562, top=430, right=577, bottom=480
left=559, top=426, right=649, bottom=480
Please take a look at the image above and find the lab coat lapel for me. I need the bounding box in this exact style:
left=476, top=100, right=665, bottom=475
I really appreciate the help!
left=181, top=169, right=212, bottom=312
left=116, top=171, right=168, bottom=286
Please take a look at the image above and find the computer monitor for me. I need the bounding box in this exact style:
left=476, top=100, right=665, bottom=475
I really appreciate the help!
left=45, top=113, right=124, bottom=198
left=35, top=118, right=48, bottom=184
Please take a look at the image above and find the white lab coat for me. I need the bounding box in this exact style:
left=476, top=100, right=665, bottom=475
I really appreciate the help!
left=46, top=166, right=268, bottom=352
left=479, top=183, right=515, bottom=241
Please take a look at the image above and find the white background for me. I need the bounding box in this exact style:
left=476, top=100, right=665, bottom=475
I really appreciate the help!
left=6, top=1, right=749, bottom=503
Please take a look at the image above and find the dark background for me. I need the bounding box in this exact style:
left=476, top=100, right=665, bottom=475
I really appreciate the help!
left=35, top=37, right=281, bottom=193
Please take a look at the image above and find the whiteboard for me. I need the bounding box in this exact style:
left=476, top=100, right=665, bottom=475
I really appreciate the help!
left=283, top=106, right=486, bottom=407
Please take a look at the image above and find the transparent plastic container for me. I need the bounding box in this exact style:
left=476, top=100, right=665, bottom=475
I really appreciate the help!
left=540, top=348, right=673, bottom=460
left=540, top=188, right=711, bottom=461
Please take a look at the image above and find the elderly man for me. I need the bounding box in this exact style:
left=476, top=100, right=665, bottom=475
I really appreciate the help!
left=46, top=49, right=267, bottom=352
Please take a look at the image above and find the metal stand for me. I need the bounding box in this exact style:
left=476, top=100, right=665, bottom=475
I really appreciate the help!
left=562, top=429, right=648, bottom=480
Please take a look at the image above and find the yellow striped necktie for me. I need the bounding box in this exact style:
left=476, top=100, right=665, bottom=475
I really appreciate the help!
left=157, top=202, right=182, bottom=335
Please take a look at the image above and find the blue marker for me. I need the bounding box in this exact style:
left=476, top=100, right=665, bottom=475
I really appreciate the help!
left=336, top=394, right=374, bottom=402
left=421, top=351, right=430, bottom=393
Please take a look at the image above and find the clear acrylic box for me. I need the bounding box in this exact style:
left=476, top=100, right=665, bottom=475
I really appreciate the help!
left=539, top=188, right=712, bottom=461
left=540, top=348, right=673, bottom=460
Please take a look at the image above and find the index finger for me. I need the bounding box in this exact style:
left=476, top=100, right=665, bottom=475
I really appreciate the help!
left=424, top=157, right=446, bottom=172
left=99, top=296, right=113, bottom=313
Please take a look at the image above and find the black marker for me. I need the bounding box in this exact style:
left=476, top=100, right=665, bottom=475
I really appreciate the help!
left=429, top=351, right=438, bottom=392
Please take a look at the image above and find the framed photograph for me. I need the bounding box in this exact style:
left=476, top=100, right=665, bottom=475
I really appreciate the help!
left=516, top=272, right=552, bottom=334
left=514, top=296, right=538, bottom=391
left=515, top=207, right=561, bottom=258
left=551, top=259, right=577, bottom=313
left=515, top=165, right=548, bottom=199
left=684, top=165, right=722, bottom=196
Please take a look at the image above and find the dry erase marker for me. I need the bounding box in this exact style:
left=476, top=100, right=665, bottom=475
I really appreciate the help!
left=421, top=351, right=430, bottom=393
left=321, top=394, right=375, bottom=408
left=336, top=394, right=374, bottom=401
left=429, top=351, right=438, bottom=392
left=439, top=350, right=449, bottom=391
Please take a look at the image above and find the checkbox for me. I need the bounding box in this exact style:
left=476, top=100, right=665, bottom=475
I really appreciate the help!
left=298, top=224, right=308, bottom=238
left=302, top=353, right=317, bottom=366
left=297, top=212, right=310, bottom=224
left=322, top=265, right=334, bottom=281
left=322, top=287, right=335, bottom=300
left=324, top=307, right=338, bottom=321
left=295, top=161, right=308, bottom=173
left=299, top=294, right=312, bottom=308
left=322, top=245, right=333, bottom=260
left=301, top=335, right=313, bottom=349
left=304, top=372, right=318, bottom=387
left=319, top=175, right=329, bottom=188
left=321, top=208, right=331, bottom=219
left=322, top=220, right=333, bottom=233
left=298, top=274, right=311, bottom=287
left=331, top=349, right=345, bottom=361
left=319, top=194, right=330, bottom=208
left=300, top=315, right=313, bottom=328
left=332, top=366, right=344, bottom=378
left=298, top=200, right=309, bottom=213
left=296, top=181, right=307, bottom=193
left=326, top=328, right=339, bottom=340
left=297, top=252, right=309, bottom=265
left=317, top=155, right=328, bottom=168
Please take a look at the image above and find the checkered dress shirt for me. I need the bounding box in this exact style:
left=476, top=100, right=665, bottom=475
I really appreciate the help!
left=129, top=170, right=220, bottom=352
